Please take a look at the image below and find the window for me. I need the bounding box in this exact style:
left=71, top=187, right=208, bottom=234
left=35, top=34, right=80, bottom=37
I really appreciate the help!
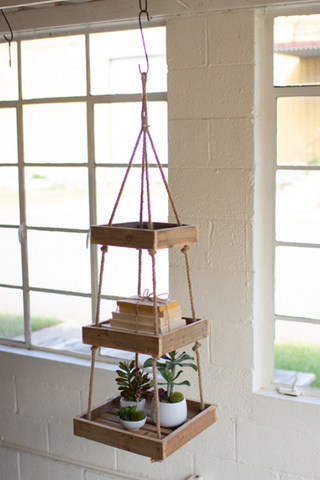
left=272, top=13, right=320, bottom=389
left=0, top=25, right=168, bottom=360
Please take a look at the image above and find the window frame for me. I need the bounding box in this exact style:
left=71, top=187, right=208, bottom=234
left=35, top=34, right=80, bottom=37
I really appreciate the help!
left=261, top=4, right=320, bottom=396
left=0, top=21, right=167, bottom=362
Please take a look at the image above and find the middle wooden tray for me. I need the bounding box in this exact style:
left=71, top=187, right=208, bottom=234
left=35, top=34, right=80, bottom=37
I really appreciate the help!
left=82, top=317, right=209, bottom=357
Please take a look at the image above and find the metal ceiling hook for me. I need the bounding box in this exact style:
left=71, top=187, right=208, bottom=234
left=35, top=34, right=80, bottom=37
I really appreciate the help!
left=138, top=0, right=149, bottom=74
left=1, top=9, right=13, bottom=67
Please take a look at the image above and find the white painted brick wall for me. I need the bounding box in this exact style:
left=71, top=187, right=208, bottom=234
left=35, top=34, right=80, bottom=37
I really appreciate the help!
left=1, top=6, right=320, bottom=480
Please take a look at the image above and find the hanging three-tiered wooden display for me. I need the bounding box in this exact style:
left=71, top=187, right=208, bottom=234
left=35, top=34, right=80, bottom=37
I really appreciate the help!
left=73, top=4, right=217, bottom=461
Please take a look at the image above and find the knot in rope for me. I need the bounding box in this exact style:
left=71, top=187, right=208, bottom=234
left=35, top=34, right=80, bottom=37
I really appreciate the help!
left=192, top=341, right=202, bottom=352
left=101, top=245, right=108, bottom=254
left=139, top=288, right=170, bottom=303
left=181, top=245, right=190, bottom=254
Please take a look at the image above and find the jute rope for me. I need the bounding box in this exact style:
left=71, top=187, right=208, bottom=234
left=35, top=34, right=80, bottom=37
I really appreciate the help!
left=181, top=244, right=205, bottom=410
left=152, top=357, right=161, bottom=439
left=87, top=245, right=108, bottom=420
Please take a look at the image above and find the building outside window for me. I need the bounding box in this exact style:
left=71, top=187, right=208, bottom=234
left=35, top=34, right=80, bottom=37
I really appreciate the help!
left=0, top=25, right=168, bottom=361
left=272, top=13, right=320, bottom=390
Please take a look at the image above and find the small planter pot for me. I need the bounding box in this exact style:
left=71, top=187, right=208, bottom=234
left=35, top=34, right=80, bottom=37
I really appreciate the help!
left=120, top=398, right=146, bottom=411
left=119, top=414, right=147, bottom=431
left=151, top=396, right=187, bottom=428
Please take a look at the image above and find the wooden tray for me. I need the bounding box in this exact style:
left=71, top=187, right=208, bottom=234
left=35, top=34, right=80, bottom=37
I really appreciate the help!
left=90, top=222, right=198, bottom=250
left=74, top=394, right=217, bottom=461
left=82, top=317, right=209, bottom=357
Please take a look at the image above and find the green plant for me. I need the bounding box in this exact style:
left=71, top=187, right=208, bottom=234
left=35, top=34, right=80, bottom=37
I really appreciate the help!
left=117, top=404, right=145, bottom=422
left=116, top=360, right=151, bottom=402
left=275, top=341, right=320, bottom=388
left=0, top=313, right=62, bottom=338
left=144, top=350, right=198, bottom=399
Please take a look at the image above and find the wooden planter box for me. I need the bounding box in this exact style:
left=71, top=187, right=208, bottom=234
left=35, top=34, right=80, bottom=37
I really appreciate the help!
left=74, top=394, right=217, bottom=461
left=82, top=317, right=209, bottom=357
left=90, top=222, right=198, bottom=250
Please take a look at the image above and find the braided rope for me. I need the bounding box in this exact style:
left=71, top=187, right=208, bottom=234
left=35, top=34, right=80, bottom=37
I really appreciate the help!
left=152, top=357, right=161, bottom=439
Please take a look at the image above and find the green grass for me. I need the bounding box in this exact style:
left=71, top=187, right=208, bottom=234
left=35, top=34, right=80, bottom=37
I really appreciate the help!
left=0, top=313, right=63, bottom=338
left=274, top=341, right=320, bottom=388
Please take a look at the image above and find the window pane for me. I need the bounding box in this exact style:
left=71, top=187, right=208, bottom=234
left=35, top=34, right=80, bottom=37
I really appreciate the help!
left=0, top=287, right=24, bottom=340
left=101, top=246, right=168, bottom=298
left=0, top=108, right=18, bottom=164
left=25, top=167, right=89, bottom=229
left=274, top=15, right=320, bottom=87
left=0, top=42, right=18, bottom=101
left=0, top=228, right=22, bottom=286
left=0, top=166, right=19, bottom=225
left=94, top=102, right=167, bottom=165
left=274, top=319, right=320, bottom=388
left=23, top=103, right=88, bottom=164
left=275, top=246, right=320, bottom=319
left=277, top=97, right=320, bottom=166
left=96, top=166, right=168, bottom=224
left=30, top=291, right=91, bottom=354
left=276, top=170, right=320, bottom=244
left=28, top=231, right=91, bottom=293
left=90, top=27, right=166, bottom=95
left=21, top=36, right=86, bottom=99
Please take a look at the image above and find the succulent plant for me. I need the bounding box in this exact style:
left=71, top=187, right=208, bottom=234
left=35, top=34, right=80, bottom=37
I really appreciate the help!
left=144, top=350, right=198, bottom=399
left=116, top=360, right=151, bottom=402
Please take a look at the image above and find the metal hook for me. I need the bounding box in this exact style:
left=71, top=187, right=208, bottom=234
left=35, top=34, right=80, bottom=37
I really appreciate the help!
left=1, top=9, right=13, bottom=67
left=138, top=1, right=149, bottom=74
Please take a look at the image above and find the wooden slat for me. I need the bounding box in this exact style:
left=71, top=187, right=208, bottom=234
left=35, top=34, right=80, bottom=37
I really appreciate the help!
left=90, top=222, right=198, bottom=250
left=163, top=404, right=218, bottom=459
left=82, top=318, right=208, bottom=357
left=74, top=395, right=217, bottom=461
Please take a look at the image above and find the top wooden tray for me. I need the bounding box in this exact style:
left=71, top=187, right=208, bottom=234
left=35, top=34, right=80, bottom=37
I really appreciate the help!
left=90, top=222, right=198, bottom=250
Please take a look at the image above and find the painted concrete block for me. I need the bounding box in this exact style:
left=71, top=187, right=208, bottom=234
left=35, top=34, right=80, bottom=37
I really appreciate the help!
left=20, top=452, right=83, bottom=480
left=207, top=11, right=255, bottom=65
left=168, top=65, right=254, bottom=119
left=0, top=411, right=48, bottom=453
left=237, top=420, right=320, bottom=478
left=185, top=411, right=235, bottom=460
left=0, top=372, right=15, bottom=414
left=194, top=454, right=280, bottom=480
left=208, top=118, right=254, bottom=169
left=16, top=376, right=81, bottom=424
left=168, top=119, right=209, bottom=168
left=48, top=421, right=116, bottom=471
left=210, top=319, right=254, bottom=371
left=170, top=168, right=252, bottom=220
left=0, top=446, right=19, bottom=480
left=167, top=16, right=206, bottom=68
left=169, top=218, right=251, bottom=272
left=170, top=266, right=251, bottom=323
left=204, top=366, right=253, bottom=418
left=253, top=392, right=320, bottom=436
left=84, top=471, right=129, bottom=480
left=116, top=446, right=192, bottom=480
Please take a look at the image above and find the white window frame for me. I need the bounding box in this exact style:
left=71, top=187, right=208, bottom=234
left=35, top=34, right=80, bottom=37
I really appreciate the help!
left=259, top=3, right=320, bottom=396
left=0, top=20, right=167, bottom=361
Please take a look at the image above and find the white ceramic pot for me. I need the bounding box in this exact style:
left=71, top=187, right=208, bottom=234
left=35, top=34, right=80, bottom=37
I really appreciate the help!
left=119, top=415, right=147, bottom=431
left=151, top=397, right=187, bottom=428
left=120, top=398, right=146, bottom=411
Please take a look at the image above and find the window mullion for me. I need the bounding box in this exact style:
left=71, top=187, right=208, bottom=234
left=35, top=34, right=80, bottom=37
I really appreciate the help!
left=16, top=39, right=31, bottom=347
left=86, top=33, right=99, bottom=327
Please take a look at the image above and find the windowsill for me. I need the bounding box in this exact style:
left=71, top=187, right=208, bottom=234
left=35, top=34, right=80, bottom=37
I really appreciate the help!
left=0, top=344, right=118, bottom=373
left=255, top=387, right=320, bottom=405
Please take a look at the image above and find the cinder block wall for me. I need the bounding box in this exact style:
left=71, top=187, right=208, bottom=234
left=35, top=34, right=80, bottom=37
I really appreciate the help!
left=1, top=7, right=320, bottom=480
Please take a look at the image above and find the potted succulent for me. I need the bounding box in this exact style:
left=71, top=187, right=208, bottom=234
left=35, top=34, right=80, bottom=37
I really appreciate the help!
left=117, top=403, right=147, bottom=431
left=116, top=360, right=151, bottom=411
left=144, top=350, right=198, bottom=428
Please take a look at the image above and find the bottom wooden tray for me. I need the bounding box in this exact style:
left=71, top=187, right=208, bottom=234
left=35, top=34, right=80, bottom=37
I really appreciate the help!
left=74, top=394, right=217, bottom=461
